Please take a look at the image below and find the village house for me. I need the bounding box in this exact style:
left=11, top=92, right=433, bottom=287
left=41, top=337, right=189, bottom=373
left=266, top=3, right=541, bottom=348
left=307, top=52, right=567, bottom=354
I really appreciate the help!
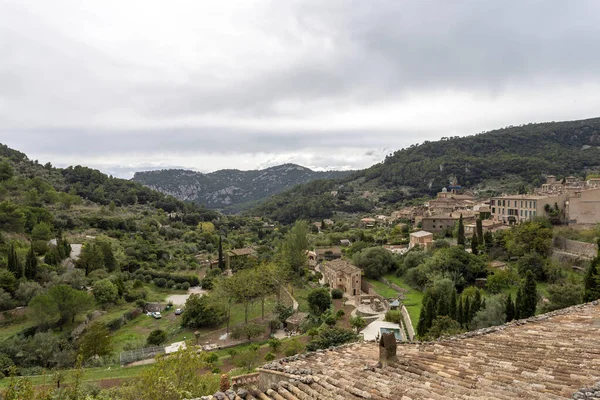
left=490, top=193, right=567, bottom=224
left=421, top=211, right=476, bottom=232
left=360, top=217, right=376, bottom=228
left=566, top=187, right=600, bottom=225
left=382, top=244, right=408, bottom=255
left=409, top=230, right=433, bottom=249
left=321, top=259, right=362, bottom=296
left=464, top=219, right=503, bottom=235
left=314, top=246, right=342, bottom=262
left=339, top=239, right=351, bottom=247
left=225, top=247, right=257, bottom=270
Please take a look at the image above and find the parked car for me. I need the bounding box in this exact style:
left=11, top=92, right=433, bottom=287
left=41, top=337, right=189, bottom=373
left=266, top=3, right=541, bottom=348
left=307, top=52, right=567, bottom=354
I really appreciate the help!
left=175, top=308, right=183, bottom=315
left=152, top=312, right=162, bottom=319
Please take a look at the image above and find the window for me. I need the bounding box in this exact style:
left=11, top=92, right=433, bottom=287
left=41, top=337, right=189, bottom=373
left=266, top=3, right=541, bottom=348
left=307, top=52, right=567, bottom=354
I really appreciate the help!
left=432, top=225, right=436, bottom=229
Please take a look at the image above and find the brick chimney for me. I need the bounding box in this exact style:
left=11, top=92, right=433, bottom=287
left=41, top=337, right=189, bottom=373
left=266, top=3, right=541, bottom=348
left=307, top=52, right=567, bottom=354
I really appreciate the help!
left=378, top=332, right=397, bottom=367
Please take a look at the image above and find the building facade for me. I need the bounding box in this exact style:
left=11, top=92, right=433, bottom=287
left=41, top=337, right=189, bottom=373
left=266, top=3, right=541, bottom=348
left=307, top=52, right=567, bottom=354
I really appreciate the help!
left=321, top=259, right=361, bottom=296
left=490, top=194, right=567, bottom=224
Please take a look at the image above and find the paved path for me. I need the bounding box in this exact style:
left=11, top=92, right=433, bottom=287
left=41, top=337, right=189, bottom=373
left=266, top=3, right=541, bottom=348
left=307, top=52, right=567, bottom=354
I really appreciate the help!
left=166, top=286, right=206, bottom=305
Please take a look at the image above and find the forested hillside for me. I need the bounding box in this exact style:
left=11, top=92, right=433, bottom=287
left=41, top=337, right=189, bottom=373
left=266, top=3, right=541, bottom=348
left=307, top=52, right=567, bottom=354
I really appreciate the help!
left=132, top=164, right=351, bottom=213
left=252, top=117, right=600, bottom=223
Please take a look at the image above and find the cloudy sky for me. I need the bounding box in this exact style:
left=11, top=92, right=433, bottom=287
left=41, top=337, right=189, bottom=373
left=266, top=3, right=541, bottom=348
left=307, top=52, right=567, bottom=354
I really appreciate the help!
left=2, top=0, right=600, bottom=178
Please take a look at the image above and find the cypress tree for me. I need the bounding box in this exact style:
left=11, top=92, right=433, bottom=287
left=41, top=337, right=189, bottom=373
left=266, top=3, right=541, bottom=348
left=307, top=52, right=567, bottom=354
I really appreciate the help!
left=449, top=290, right=457, bottom=320
left=514, top=288, right=522, bottom=320
left=437, top=294, right=449, bottom=317
left=8, top=242, right=23, bottom=279
left=417, top=296, right=432, bottom=338
left=425, top=295, right=436, bottom=331
left=483, top=230, right=493, bottom=249
left=583, top=239, right=600, bottom=302
left=476, top=219, right=483, bottom=243
left=505, top=293, right=515, bottom=322
left=471, top=232, right=479, bottom=255
left=456, top=296, right=463, bottom=325
left=457, top=214, right=465, bottom=246
left=463, top=297, right=471, bottom=326
left=218, top=235, right=224, bottom=270
left=471, top=290, right=482, bottom=320
left=24, top=242, right=38, bottom=280
left=520, top=271, right=537, bottom=318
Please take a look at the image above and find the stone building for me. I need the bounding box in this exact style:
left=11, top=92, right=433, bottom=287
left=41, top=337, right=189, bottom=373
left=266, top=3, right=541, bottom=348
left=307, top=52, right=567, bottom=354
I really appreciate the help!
left=409, top=230, right=433, bottom=249
left=321, top=259, right=361, bottom=296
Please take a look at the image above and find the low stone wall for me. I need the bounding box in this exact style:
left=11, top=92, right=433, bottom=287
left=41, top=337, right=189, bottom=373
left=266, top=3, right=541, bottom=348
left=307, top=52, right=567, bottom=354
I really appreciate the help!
left=401, top=305, right=415, bottom=341
left=553, top=237, right=598, bottom=259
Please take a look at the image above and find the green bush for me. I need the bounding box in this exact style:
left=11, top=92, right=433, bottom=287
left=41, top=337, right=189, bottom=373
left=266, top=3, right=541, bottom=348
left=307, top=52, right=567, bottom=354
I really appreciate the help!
left=283, top=338, right=304, bottom=357
left=264, top=352, right=276, bottom=362
left=331, top=289, right=344, bottom=299
left=146, top=329, right=167, bottom=346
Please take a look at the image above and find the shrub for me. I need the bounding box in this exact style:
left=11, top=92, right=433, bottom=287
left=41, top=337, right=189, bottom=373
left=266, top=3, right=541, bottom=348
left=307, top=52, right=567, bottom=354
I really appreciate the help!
left=268, top=338, right=282, bottom=352
left=153, top=278, right=167, bottom=288
left=306, top=327, right=357, bottom=351
left=283, top=338, right=304, bottom=357
left=264, top=352, right=276, bottom=362
left=335, top=309, right=345, bottom=319
left=230, top=324, right=265, bottom=341
left=146, top=329, right=167, bottom=346
left=181, top=282, right=190, bottom=290
left=331, top=289, right=344, bottom=299
left=384, top=310, right=402, bottom=323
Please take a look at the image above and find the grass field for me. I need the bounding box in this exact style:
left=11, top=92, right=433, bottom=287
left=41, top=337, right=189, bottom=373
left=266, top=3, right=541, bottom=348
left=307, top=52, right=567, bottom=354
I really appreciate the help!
left=382, top=274, right=424, bottom=325
left=366, top=279, right=399, bottom=298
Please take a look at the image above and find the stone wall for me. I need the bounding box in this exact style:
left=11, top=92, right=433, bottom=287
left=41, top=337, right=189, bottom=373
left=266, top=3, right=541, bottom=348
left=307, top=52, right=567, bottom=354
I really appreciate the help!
left=401, top=305, right=415, bottom=341
left=231, top=372, right=259, bottom=389
left=553, top=237, right=598, bottom=259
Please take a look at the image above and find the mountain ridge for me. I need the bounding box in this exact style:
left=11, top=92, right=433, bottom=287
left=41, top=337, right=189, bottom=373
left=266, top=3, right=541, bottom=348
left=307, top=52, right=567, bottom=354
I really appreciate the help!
left=131, top=163, right=353, bottom=212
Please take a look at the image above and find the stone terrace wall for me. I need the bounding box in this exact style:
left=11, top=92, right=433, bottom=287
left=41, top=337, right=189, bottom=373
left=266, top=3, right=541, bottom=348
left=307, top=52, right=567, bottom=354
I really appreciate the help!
left=401, top=305, right=415, bottom=340
left=554, top=237, right=598, bottom=258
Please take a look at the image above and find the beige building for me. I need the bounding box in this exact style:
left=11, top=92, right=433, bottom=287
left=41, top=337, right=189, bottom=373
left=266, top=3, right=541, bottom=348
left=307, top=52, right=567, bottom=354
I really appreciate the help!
left=421, top=211, right=476, bottom=232
left=409, top=230, right=433, bottom=249
left=321, top=259, right=362, bottom=296
left=314, top=246, right=342, bottom=262
left=490, top=194, right=567, bottom=224
left=567, top=187, right=600, bottom=225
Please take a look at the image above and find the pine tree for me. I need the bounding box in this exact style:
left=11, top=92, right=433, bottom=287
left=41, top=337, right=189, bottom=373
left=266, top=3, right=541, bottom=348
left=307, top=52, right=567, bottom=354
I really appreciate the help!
left=476, top=219, right=484, bottom=243
left=457, top=214, right=465, bottom=246
left=520, top=271, right=538, bottom=318
left=471, top=232, right=479, bottom=255
left=218, top=235, right=224, bottom=270
left=449, top=290, right=457, bottom=320
left=505, top=293, right=515, bottom=322
left=24, top=243, right=38, bottom=280
left=583, top=239, right=600, bottom=302
left=8, top=242, right=23, bottom=279
left=456, top=296, right=463, bottom=325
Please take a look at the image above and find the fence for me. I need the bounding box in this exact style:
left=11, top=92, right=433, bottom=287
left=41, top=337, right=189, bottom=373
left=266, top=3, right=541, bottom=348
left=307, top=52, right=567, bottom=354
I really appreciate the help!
left=119, top=346, right=165, bottom=365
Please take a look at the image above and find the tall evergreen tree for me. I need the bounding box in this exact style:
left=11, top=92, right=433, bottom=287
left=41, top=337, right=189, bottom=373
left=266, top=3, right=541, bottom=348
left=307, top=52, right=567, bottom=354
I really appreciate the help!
left=483, top=230, right=493, bottom=249
left=470, top=290, right=482, bottom=320
left=24, top=242, right=38, bottom=280
left=462, top=297, right=471, bottom=326
left=514, top=288, right=523, bottom=320
left=449, top=290, right=457, bottom=320
left=436, top=294, right=449, bottom=317
left=457, top=214, right=465, bottom=246
left=505, top=293, right=515, bottom=322
left=217, top=235, right=224, bottom=270
left=583, top=239, right=600, bottom=302
left=8, top=242, right=23, bottom=279
left=520, top=271, right=537, bottom=318
left=416, top=297, right=430, bottom=338
left=476, top=219, right=484, bottom=243
left=471, top=232, right=479, bottom=255
left=456, top=297, right=463, bottom=325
